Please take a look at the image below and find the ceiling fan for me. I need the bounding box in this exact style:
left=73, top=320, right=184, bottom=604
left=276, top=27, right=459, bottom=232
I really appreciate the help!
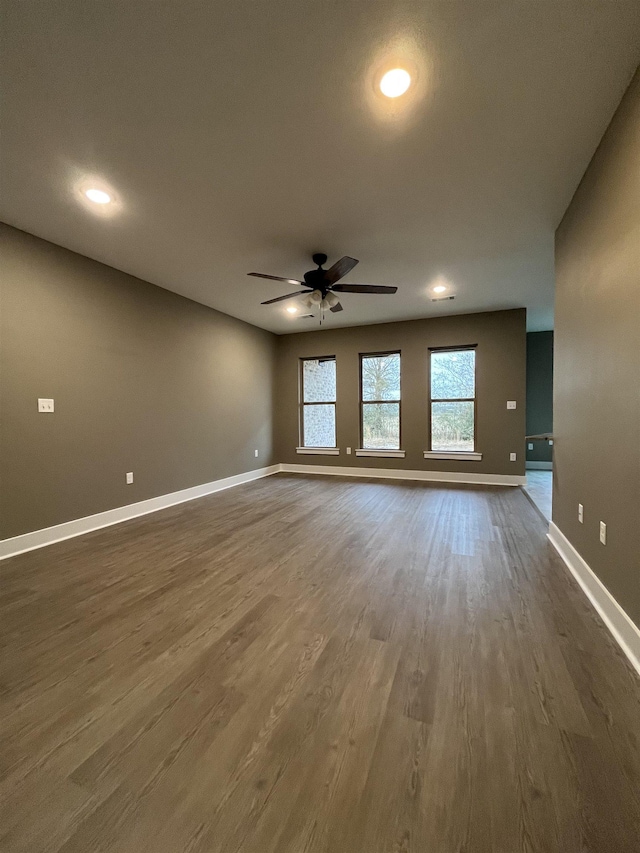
left=248, top=253, right=398, bottom=317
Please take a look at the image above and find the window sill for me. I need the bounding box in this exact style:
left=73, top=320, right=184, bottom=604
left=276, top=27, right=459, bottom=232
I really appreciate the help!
left=355, top=449, right=406, bottom=458
left=423, top=451, right=482, bottom=461
left=296, top=447, right=340, bottom=456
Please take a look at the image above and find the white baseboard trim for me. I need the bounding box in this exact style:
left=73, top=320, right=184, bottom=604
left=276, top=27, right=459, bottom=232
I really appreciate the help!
left=279, top=463, right=525, bottom=487
left=0, top=465, right=280, bottom=561
left=548, top=522, right=640, bottom=677
left=526, top=461, right=553, bottom=470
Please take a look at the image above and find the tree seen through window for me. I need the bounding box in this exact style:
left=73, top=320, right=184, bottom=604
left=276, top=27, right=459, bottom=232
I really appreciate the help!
left=430, top=349, right=476, bottom=452
left=361, top=353, right=401, bottom=449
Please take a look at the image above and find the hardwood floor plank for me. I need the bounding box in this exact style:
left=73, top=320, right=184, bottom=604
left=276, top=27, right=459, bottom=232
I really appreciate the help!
left=1, top=473, right=639, bottom=852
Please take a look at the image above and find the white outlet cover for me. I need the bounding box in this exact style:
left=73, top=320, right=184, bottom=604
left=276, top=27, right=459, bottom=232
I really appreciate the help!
left=528, top=443, right=533, bottom=450
left=507, top=400, right=517, bottom=410
left=38, top=398, right=54, bottom=412
left=599, top=521, right=607, bottom=545
left=509, top=452, right=517, bottom=461
left=126, top=472, right=134, bottom=484
left=346, top=447, right=352, bottom=454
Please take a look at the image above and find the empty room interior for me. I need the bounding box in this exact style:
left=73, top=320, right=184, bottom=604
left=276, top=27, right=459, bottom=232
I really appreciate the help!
left=1, top=3, right=640, bottom=851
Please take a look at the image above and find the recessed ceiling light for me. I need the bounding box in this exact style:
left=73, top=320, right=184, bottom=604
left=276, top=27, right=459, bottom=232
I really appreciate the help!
left=433, top=284, right=447, bottom=294
left=380, top=68, right=411, bottom=98
left=85, top=188, right=111, bottom=204
left=286, top=305, right=298, bottom=314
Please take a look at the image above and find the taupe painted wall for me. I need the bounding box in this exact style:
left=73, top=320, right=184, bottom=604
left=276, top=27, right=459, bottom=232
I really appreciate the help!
left=0, top=225, right=276, bottom=539
left=275, top=309, right=526, bottom=476
left=554, top=69, right=640, bottom=626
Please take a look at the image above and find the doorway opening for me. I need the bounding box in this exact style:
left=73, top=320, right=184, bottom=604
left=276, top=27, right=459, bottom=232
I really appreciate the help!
left=523, top=330, right=553, bottom=520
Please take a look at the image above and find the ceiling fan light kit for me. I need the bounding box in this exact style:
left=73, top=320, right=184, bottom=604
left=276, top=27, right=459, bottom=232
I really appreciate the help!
left=249, top=253, right=398, bottom=323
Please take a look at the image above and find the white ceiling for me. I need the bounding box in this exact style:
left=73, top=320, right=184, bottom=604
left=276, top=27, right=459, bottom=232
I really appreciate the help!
left=2, top=2, right=639, bottom=334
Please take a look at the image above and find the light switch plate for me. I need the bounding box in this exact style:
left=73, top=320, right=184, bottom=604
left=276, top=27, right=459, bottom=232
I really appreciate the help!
left=38, top=398, right=54, bottom=413
left=507, top=400, right=517, bottom=410
left=509, top=452, right=517, bottom=461
left=126, top=472, right=134, bottom=485
left=548, top=439, right=554, bottom=446
left=578, top=503, right=584, bottom=523
left=254, top=449, right=259, bottom=457
left=599, top=521, right=607, bottom=545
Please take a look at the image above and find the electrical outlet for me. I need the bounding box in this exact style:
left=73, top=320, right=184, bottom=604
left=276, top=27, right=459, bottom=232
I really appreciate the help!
left=126, top=472, right=134, bottom=485
left=509, top=452, right=517, bottom=461
left=254, top=449, right=259, bottom=458
left=599, top=521, right=607, bottom=545
left=548, top=439, right=554, bottom=446
left=528, top=443, right=533, bottom=450
left=507, top=400, right=517, bottom=410
left=346, top=447, right=352, bottom=455
left=578, top=503, right=584, bottom=523
left=38, top=398, right=54, bottom=413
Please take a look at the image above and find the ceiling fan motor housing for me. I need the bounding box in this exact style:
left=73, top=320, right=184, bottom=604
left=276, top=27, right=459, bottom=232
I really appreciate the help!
left=303, top=252, right=330, bottom=293
left=303, top=268, right=328, bottom=292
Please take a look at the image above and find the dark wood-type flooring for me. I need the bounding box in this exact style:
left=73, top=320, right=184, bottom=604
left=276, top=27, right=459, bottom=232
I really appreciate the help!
left=1, top=473, right=639, bottom=852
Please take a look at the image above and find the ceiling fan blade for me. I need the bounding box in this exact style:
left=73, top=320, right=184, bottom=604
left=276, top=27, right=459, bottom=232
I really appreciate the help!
left=331, top=284, right=397, bottom=294
left=261, top=290, right=310, bottom=305
left=330, top=301, right=343, bottom=313
left=248, top=273, right=305, bottom=285
left=324, top=256, right=359, bottom=284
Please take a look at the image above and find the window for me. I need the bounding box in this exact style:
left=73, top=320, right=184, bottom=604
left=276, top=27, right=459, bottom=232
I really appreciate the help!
left=360, top=352, right=401, bottom=449
left=429, top=347, right=476, bottom=452
left=300, top=357, right=336, bottom=447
